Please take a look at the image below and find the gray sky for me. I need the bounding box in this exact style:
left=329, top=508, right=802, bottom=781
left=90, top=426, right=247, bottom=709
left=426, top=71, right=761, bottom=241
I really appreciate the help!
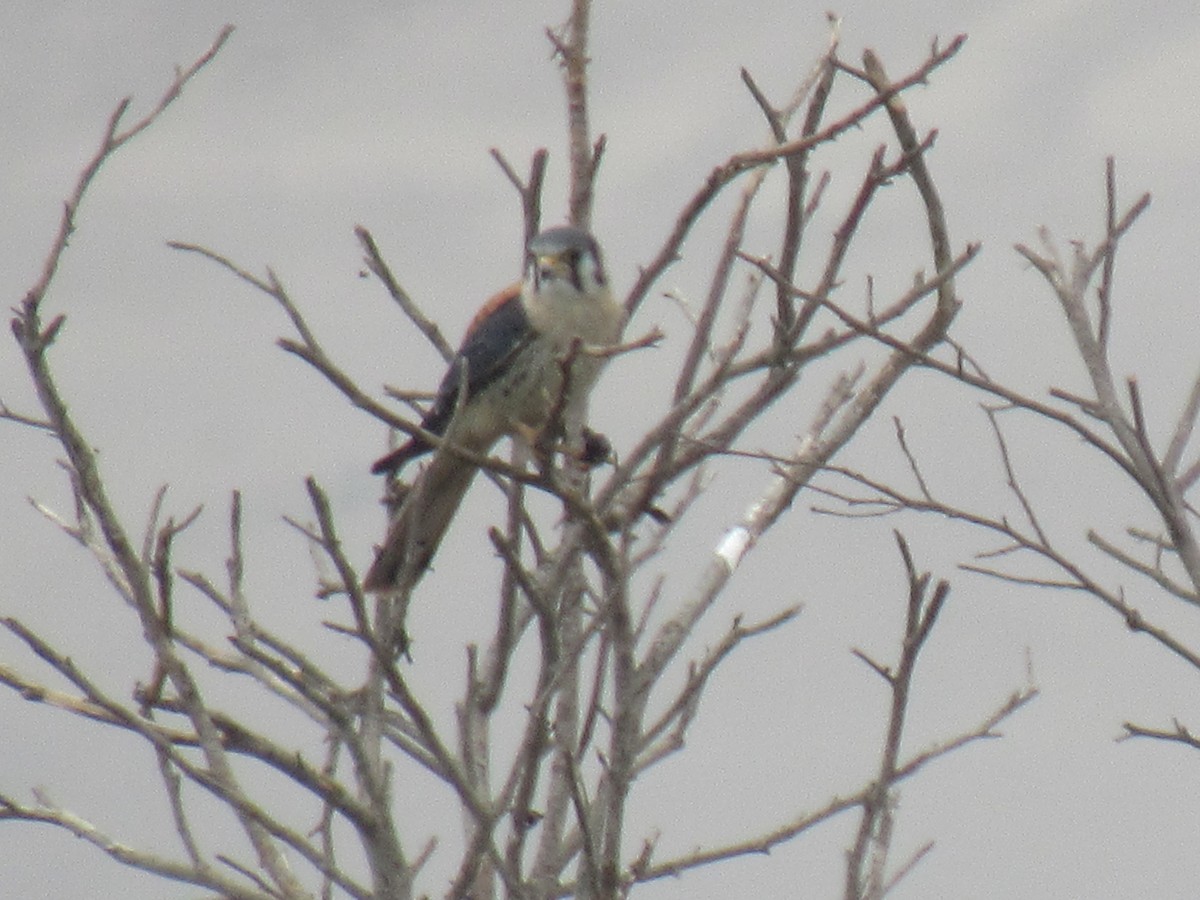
left=4, top=1, right=1200, bottom=897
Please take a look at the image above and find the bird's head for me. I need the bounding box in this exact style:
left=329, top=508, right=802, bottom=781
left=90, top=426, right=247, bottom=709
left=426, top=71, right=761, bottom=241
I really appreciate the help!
left=527, top=226, right=607, bottom=297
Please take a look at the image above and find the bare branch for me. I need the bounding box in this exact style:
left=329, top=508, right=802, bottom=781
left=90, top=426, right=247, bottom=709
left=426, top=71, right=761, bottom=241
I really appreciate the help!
left=1088, top=529, right=1200, bottom=605
left=846, top=534, right=949, bottom=900
left=355, top=225, right=455, bottom=362
left=624, top=34, right=966, bottom=319
left=169, top=240, right=410, bottom=431
left=1121, top=718, right=1200, bottom=752
left=19, top=25, right=233, bottom=319
left=623, top=684, right=1034, bottom=891
left=491, top=147, right=549, bottom=247
left=1164, top=363, right=1200, bottom=478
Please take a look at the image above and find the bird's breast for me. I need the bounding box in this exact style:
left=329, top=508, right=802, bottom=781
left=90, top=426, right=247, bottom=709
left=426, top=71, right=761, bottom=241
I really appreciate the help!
left=522, top=286, right=623, bottom=347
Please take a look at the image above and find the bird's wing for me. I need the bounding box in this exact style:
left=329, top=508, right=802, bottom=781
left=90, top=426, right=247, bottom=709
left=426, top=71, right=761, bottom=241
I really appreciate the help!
left=421, top=282, right=534, bottom=436
left=363, top=447, right=479, bottom=590
left=370, top=283, right=535, bottom=476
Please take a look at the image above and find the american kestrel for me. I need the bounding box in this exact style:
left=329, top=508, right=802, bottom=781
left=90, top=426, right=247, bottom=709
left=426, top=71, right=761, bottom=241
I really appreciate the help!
left=363, top=226, right=624, bottom=590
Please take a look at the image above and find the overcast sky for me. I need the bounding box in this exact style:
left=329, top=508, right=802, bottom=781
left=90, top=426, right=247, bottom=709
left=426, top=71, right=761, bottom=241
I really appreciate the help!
left=4, top=2, right=1200, bottom=898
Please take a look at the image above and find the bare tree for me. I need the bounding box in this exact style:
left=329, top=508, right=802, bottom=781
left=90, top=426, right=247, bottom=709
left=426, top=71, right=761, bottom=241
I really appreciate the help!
left=820, top=155, right=1200, bottom=749
left=0, top=7, right=1040, bottom=900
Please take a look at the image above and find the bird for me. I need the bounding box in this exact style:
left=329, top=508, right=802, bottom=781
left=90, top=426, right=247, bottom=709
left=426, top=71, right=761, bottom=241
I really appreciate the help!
left=362, top=225, right=624, bottom=590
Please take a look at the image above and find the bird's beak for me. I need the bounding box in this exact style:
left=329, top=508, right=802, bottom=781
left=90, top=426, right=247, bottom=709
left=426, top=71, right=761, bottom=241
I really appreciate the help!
left=536, top=252, right=571, bottom=281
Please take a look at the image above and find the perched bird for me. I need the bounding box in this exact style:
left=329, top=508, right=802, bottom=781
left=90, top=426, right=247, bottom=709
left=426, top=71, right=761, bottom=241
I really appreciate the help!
left=363, top=226, right=624, bottom=590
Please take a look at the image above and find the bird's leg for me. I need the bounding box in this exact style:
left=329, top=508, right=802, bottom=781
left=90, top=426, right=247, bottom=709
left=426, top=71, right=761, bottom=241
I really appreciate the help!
left=578, top=426, right=612, bottom=467
left=516, top=421, right=611, bottom=473
left=513, top=420, right=556, bottom=477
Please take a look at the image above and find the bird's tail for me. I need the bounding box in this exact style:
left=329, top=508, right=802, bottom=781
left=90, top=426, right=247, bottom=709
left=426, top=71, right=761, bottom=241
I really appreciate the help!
left=362, top=452, right=478, bottom=591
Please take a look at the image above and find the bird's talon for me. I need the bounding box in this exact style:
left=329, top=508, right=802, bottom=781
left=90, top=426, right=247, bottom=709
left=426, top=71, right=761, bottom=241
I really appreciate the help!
left=579, top=427, right=613, bottom=467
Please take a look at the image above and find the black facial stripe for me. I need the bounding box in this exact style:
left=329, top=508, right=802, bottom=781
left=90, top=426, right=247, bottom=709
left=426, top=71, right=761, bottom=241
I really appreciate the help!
left=567, top=249, right=583, bottom=292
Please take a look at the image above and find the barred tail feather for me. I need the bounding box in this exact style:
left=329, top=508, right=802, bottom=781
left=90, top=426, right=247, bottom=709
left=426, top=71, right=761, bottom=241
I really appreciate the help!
left=362, top=454, right=478, bottom=590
